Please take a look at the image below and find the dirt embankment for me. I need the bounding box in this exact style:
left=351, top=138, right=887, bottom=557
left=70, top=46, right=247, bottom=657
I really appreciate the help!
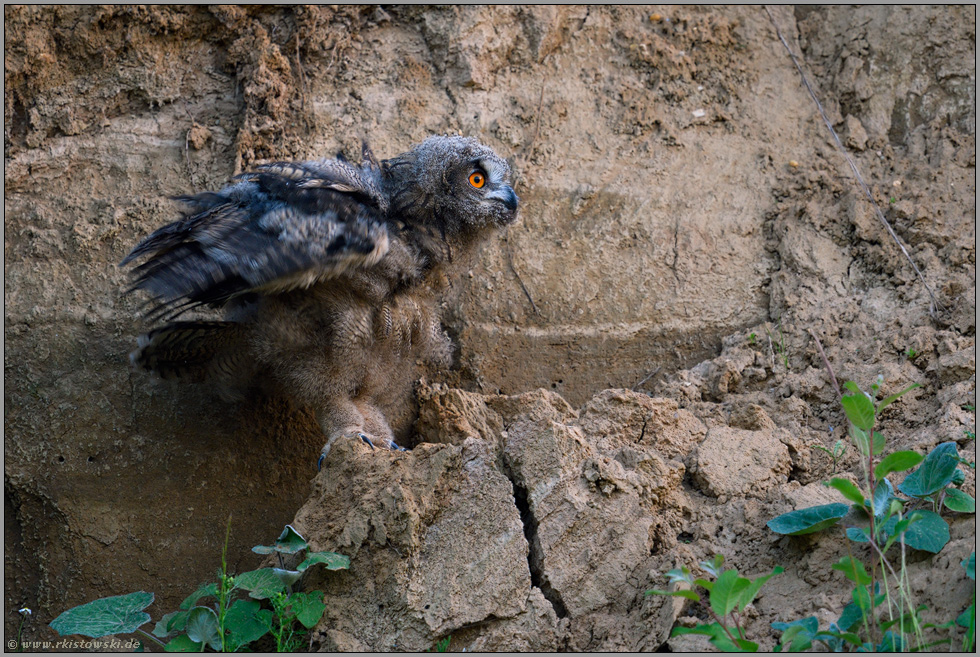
left=4, top=5, right=974, bottom=650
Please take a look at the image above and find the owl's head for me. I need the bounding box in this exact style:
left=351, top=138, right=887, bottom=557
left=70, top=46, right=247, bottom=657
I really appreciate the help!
left=382, top=136, right=519, bottom=237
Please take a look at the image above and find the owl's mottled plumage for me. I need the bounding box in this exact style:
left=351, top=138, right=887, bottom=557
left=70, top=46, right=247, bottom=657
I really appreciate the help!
left=123, top=136, right=519, bottom=462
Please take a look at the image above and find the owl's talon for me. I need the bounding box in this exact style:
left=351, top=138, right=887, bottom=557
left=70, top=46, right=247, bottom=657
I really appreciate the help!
left=358, top=432, right=376, bottom=449
left=316, top=453, right=326, bottom=471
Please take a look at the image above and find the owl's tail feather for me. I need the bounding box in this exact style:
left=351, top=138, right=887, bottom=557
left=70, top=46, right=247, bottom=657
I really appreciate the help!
left=131, top=321, right=249, bottom=382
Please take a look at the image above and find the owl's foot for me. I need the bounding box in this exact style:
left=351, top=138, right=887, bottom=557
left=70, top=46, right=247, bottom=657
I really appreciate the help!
left=317, top=432, right=403, bottom=470
left=356, top=434, right=407, bottom=452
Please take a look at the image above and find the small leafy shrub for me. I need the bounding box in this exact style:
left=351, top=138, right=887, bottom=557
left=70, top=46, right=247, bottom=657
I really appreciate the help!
left=771, top=552, right=975, bottom=652
left=768, top=380, right=974, bottom=553
left=765, top=378, right=976, bottom=650
left=646, top=555, right=783, bottom=651
left=49, top=524, right=348, bottom=651
left=649, top=379, right=974, bottom=652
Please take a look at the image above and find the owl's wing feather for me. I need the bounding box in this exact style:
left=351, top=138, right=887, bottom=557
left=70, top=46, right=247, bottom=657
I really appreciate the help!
left=121, top=160, right=390, bottom=318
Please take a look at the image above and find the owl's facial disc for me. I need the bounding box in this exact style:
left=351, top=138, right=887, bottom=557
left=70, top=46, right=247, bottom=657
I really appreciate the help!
left=469, top=157, right=519, bottom=218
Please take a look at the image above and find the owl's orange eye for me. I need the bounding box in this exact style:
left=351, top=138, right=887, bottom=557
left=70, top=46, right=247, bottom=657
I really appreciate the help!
left=468, top=171, right=486, bottom=188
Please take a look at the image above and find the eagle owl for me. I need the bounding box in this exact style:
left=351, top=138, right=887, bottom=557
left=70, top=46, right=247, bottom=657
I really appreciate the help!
left=122, top=136, right=519, bottom=465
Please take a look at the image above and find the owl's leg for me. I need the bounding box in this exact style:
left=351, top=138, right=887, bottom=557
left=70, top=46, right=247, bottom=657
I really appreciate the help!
left=316, top=400, right=370, bottom=468
left=316, top=399, right=404, bottom=470
left=358, top=402, right=406, bottom=453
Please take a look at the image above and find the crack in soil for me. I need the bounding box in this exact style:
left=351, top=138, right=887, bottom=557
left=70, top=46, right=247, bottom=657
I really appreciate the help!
left=507, top=473, right=569, bottom=619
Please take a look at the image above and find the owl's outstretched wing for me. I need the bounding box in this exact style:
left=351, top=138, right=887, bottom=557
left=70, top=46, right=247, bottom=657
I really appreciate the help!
left=121, top=156, right=390, bottom=318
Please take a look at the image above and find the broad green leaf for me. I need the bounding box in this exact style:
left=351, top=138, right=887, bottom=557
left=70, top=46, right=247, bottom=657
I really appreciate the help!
left=235, top=568, right=286, bottom=600
left=771, top=616, right=818, bottom=634
left=737, top=566, right=783, bottom=609
left=899, top=442, right=960, bottom=497
left=943, top=488, right=975, bottom=513
left=881, top=517, right=917, bottom=551
left=774, top=624, right=811, bottom=653
left=273, top=568, right=302, bottom=587
left=964, top=552, right=975, bottom=580
left=956, top=601, right=975, bottom=628
left=773, top=617, right=817, bottom=652
left=664, top=567, right=693, bottom=585
left=828, top=478, right=866, bottom=506
left=837, top=601, right=864, bottom=633
left=852, top=585, right=871, bottom=617
left=871, top=478, right=896, bottom=518
left=297, top=550, right=350, bottom=572
left=875, top=451, right=923, bottom=480
left=646, top=589, right=700, bottom=602
left=879, top=605, right=926, bottom=633
left=49, top=592, right=154, bottom=638
left=185, top=607, right=221, bottom=651
left=709, top=570, right=751, bottom=617
left=842, top=381, right=863, bottom=395
left=769, top=616, right=820, bottom=635
left=832, top=556, right=871, bottom=586
left=842, top=392, right=875, bottom=431
left=877, top=383, right=921, bottom=414
left=179, top=584, right=218, bottom=611
left=835, top=631, right=864, bottom=647
left=672, top=624, right=741, bottom=652
left=224, top=599, right=272, bottom=650
left=875, top=631, right=906, bottom=652
left=733, top=638, right=759, bottom=651
left=845, top=527, right=870, bottom=543
left=693, top=579, right=715, bottom=592
left=164, top=634, right=203, bottom=652
left=849, top=425, right=870, bottom=456
left=671, top=625, right=717, bottom=637
left=871, top=431, right=885, bottom=456
left=767, top=503, right=849, bottom=535
left=880, top=510, right=949, bottom=553
left=700, top=554, right=725, bottom=578
left=289, top=591, right=327, bottom=629
left=811, top=628, right=847, bottom=651
left=252, top=525, right=309, bottom=555
left=152, top=610, right=189, bottom=639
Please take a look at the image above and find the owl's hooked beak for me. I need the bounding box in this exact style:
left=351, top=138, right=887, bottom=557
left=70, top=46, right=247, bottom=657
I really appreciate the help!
left=487, top=185, right=519, bottom=213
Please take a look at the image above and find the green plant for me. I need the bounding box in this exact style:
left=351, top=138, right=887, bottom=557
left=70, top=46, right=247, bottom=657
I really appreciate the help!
left=812, top=438, right=847, bottom=474
left=49, top=523, right=348, bottom=651
left=14, top=607, right=31, bottom=651
left=766, top=378, right=976, bottom=650
left=768, top=380, right=974, bottom=547
left=904, top=347, right=917, bottom=360
left=770, top=552, right=975, bottom=652
left=429, top=635, right=453, bottom=652
left=957, top=552, right=975, bottom=651
left=765, top=321, right=789, bottom=369
left=646, top=554, right=783, bottom=652
left=748, top=332, right=757, bottom=346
